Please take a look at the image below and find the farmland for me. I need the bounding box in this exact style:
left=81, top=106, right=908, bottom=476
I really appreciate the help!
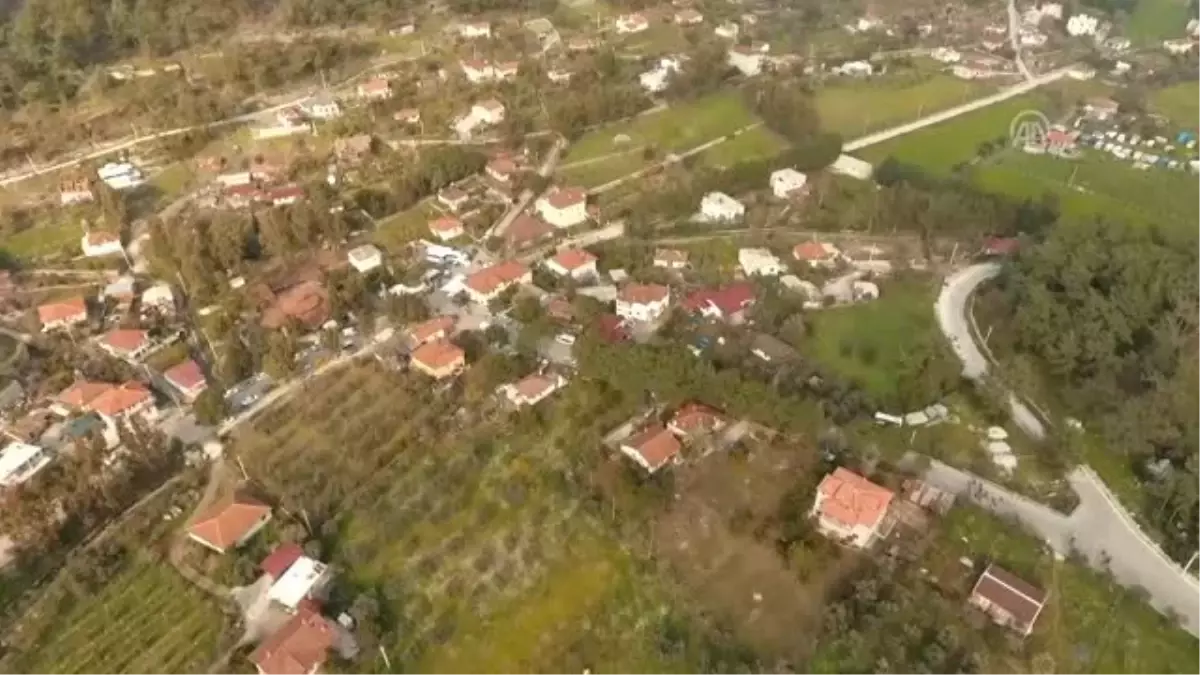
left=1127, top=0, right=1193, bottom=44
left=370, top=199, right=442, bottom=252
left=693, top=125, right=789, bottom=169
left=1, top=216, right=83, bottom=262
left=1152, top=80, right=1200, bottom=131
left=230, top=362, right=760, bottom=672
left=816, top=73, right=992, bottom=139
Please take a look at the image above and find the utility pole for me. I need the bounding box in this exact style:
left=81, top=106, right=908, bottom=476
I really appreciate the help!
left=379, top=646, right=392, bottom=670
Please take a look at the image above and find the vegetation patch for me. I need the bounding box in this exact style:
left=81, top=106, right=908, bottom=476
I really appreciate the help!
left=816, top=74, right=990, bottom=139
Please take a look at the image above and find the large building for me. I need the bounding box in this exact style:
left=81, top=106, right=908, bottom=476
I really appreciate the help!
left=809, top=468, right=894, bottom=548
left=968, top=564, right=1048, bottom=637
left=616, top=284, right=670, bottom=322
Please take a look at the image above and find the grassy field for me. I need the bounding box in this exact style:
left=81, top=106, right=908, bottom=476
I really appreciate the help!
left=931, top=506, right=1199, bottom=672
left=971, top=150, right=1200, bottom=231
left=692, top=125, right=789, bottom=169
left=1127, top=0, right=1193, bottom=44
left=370, top=199, right=441, bottom=252
left=1152, top=80, right=1199, bottom=131
left=801, top=276, right=949, bottom=405
left=6, top=559, right=227, bottom=674
left=564, top=92, right=760, bottom=163
left=231, top=363, right=745, bottom=672
left=557, top=150, right=648, bottom=189
left=1, top=216, right=83, bottom=262
left=856, top=93, right=1044, bottom=170
left=816, top=74, right=991, bottom=139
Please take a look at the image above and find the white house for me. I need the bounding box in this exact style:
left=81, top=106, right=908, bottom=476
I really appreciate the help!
left=429, top=216, right=465, bottom=241
left=535, top=187, right=588, bottom=228
left=640, top=57, right=682, bottom=93
left=809, top=467, right=894, bottom=549
left=1066, top=64, right=1096, bottom=80
left=699, top=192, right=744, bottom=222
left=473, top=99, right=506, bottom=125
left=737, top=248, right=786, bottom=276
left=616, top=284, right=670, bottom=322
left=97, top=162, right=145, bottom=190
left=714, top=22, right=739, bottom=39
left=141, top=283, right=175, bottom=312
left=831, top=154, right=873, bottom=180
left=545, top=248, right=598, bottom=279
left=268, top=556, right=333, bottom=612
left=301, top=95, right=342, bottom=120
left=1163, top=39, right=1196, bottom=54
left=60, top=177, right=94, bottom=206
left=1067, top=13, right=1098, bottom=36
left=81, top=231, right=124, bottom=257
left=458, top=22, right=492, bottom=38
left=0, top=442, right=52, bottom=488
left=461, top=59, right=496, bottom=83
left=727, top=46, right=764, bottom=76
left=502, top=373, right=567, bottom=407
left=356, top=77, right=392, bottom=101
left=615, top=13, right=649, bottom=34
left=931, top=47, right=961, bottom=63
left=769, top=168, right=808, bottom=199
left=833, top=60, right=873, bottom=77
left=348, top=244, right=383, bottom=273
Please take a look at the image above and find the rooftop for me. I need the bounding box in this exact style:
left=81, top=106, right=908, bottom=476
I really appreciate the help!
left=250, top=607, right=335, bottom=675
left=816, top=467, right=894, bottom=528
left=544, top=186, right=587, bottom=209
left=100, top=328, right=148, bottom=353
left=89, top=382, right=151, bottom=417
left=189, top=493, right=271, bottom=551
left=618, top=283, right=669, bottom=305
left=260, top=542, right=304, bottom=579
left=548, top=248, right=597, bottom=272
left=624, top=424, right=683, bottom=471
left=971, top=564, right=1048, bottom=633
left=37, top=297, right=87, bottom=325
left=410, top=339, right=465, bottom=370
left=465, top=260, right=530, bottom=296
left=682, top=282, right=755, bottom=317
left=268, top=556, right=329, bottom=610
left=165, top=359, right=206, bottom=391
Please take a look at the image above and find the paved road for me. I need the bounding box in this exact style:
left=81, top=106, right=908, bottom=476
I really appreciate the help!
left=930, top=264, right=1200, bottom=636
left=919, top=458, right=1200, bottom=636
left=935, top=262, right=1046, bottom=439
left=1006, top=0, right=1036, bottom=82
left=843, top=66, right=1071, bottom=152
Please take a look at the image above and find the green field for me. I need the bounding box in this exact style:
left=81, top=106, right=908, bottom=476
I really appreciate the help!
left=816, top=74, right=991, bottom=139
left=1, top=217, right=84, bottom=262
left=564, top=92, right=760, bottom=163
left=1152, top=80, right=1199, bottom=131
left=371, top=199, right=442, bottom=251
left=801, top=277, right=951, bottom=406
left=693, top=125, right=789, bottom=169
left=4, top=560, right=227, bottom=674
left=1127, top=0, right=1193, bottom=44
left=972, top=150, right=1200, bottom=231
left=233, top=364, right=738, bottom=672
left=557, top=150, right=648, bottom=189
left=857, top=93, right=1046, bottom=170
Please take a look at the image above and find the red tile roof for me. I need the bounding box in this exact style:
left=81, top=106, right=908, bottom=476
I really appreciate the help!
left=260, top=542, right=305, bottom=579
left=544, top=187, right=586, bottom=210
left=429, top=215, right=463, bottom=234
left=462, top=58, right=491, bottom=71
left=548, top=248, right=597, bottom=273
left=58, top=381, right=114, bottom=408
left=189, top=494, right=271, bottom=552
left=816, top=468, right=894, bottom=528
left=411, top=339, right=465, bottom=370
left=37, top=297, right=88, bottom=326
left=669, top=402, right=725, bottom=435
left=267, top=185, right=305, bottom=202
left=250, top=607, right=335, bottom=675
left=86, top=230, right=120, bottom=246
left=624, top=424, right=682, bottom=471
left=89, top=382, right=151, bottom=417
left=596, top=314, right=630, bottom=343
left=465, top=260, right=530, bottom=296
left=165, top=359, right=206, bottom=391
left=618, top=283, right=669, bottom=305
left=262, top=281, right=330, bottom=330
left=681, top=282, right=755, bottom=317
left=101, top=328, right=149, bottom=354
left=512, top=373, right=559, bottom=401
left=487, top=157, right=518, bottom=178
left=793, top=241, right=837, bottom=261
left=408, top=316, right=456, bottom=345
left=983, top=237, right=1020, bottom=256
left=359, top=77, right=391, bottom=94
left=505, top=214, right=554, bottom=247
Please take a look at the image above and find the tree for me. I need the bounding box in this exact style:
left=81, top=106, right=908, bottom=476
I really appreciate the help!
left=193, top=386, right=227, bottom=425
left=263, top=330, right=297, bottom=378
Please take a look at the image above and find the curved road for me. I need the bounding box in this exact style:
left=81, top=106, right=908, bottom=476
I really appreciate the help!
left=933, top=263, right=1200, bottom=637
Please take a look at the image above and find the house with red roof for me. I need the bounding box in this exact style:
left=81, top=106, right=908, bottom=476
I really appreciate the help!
left=544, top=248, right=598, bottom=279
left=535, top=187, right=588, bottom=229
left=428, top=216, right=465, bottom=241
left=188, top=493, right=272, bottom=554
left=502, top=373, right=567, bottom=407
left=356, top=77, right=392, bottom=101
left=461, top=58, right=496, bottom=84
left=410, top=340, right=466, bottom=379
left=620, top=424, right=683, bottom=473
left=267, top=185, right=305, bottom=207
left=437, top=186, right=470, bottom=212
left=98, top=328, right=151, bottom=360
left=37, top=296, right=88, bottom=332
left=615, top=13, right=650, bottom=34
left=81, top=230, right=124, bottom=257
left=809, top=467, right=894, bottom=548
left=406, top=316, right=456, bottom=347
left=55, top=380, right=115, bottom=414
left=260, top=542, right=304, bottom=580
left=681, top=282, right=755, bottom=324
left=982, top=237, right=1019, bottom=257
left=250, top=606, right=336, bottom=675
left=968, top=564, right=1048, bottom=637
left=165, top=359, right=208, bottom=402
left=616, top=284, right=670, bottom=322
left=503, top=214, right=554, bottom=250
left=464, top=260, right=531, bottom=303
left=668, top=402, right=727, bottom=438
left=89, top=382, right=154, bottom=423
left=486, top=157, right=519, bottom=184
left=793, top=241, right=840, bottom=267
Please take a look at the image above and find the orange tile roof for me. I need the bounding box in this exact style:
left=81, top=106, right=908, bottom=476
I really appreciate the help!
left=86, top=230, right=120, bottom=246
left=89, top=382, right=152, bottom=417
left=410, top=339, right=465, bottom=371
left=816, top=468, right=894, bottom=528
left=513, top=373, right=558, bottom=400
left=250, top=607, right=335, bottom=675
left=505, top=214, right=554, bottom=246
left=544, top=187, right=586, bottom=209
left=165, top=359, right=206, bottom=391
left=37, top=296, right=87, bottom=325
left=57, top=381, right=115, bottom=408
left=189, top=493, right=271, bottom=551
left=669, top=402, right=725, bottom=435
left=618, top=283, right=669, bottom=305
left=548, top=248, right=597, bottom=272
left=408, top=315, right=456, bottom=345
left=793, top=241, right=837, bottom=261
left=100, top=328, right=148, bottom=353
left=624, top=424, right=682, bottom=471
left=465, top=260, right=529, bottom=296
left=429, top=215, right=463, bottom=233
